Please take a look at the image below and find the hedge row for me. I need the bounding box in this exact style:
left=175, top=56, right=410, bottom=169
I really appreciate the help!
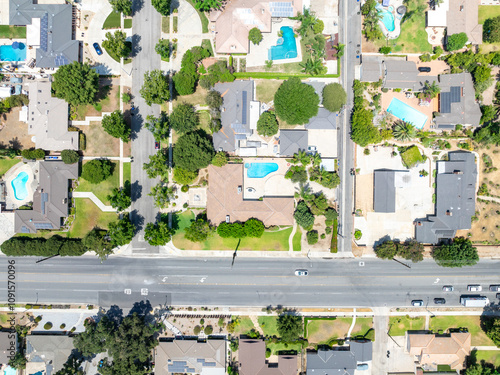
left=1, top=236, right=86, bottom=256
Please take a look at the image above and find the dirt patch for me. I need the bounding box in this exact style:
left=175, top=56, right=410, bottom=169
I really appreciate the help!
left=480, top=67, right=499, bottom=106
left=302, top=215, right=333, bottom=251
left=477, top=144, right=500, bottom=197
left=72, top=77, right=120, bottom=120
left=162, top=314, right=231, bottom=337
left=80, top=122, right=120, bottom=157
left=354, top=174, right=373, bottom=218
left=0, top=107, right=35, bottom=150
left=457, top=200, right=500, bottom=244
left=307, top=318, right=352, bottom=344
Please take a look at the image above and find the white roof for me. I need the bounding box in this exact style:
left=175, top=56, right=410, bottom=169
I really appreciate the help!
left=19, top=105, right=28, bottom=123
left=0, top=87, right=12, bottom=98
left=427, top=0, right=449, bottom=27
left=320, top=158, right=336, bottom=172
left=27, top=17, right=41, bottom=46
left=238, top=147, right=258, bottom=156
left=249, top=100, right=260, bottom=130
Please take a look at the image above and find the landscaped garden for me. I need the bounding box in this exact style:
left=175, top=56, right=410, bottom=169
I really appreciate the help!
left=258, top=316, right=279, bottom=336
left=388, top=316, right=425, bottom=336
left=75, top=161, right=120, bottom=205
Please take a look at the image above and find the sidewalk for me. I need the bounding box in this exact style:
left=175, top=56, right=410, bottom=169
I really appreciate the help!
left=72, top=192, right=116, bottom=212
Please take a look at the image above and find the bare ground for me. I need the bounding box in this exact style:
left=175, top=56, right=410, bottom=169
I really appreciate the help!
left=0, top=107, right=35, bottom=150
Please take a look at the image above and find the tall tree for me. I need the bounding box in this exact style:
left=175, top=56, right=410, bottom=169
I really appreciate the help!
left=143, top=151, right=169, bottom=180
left=52, top=62, right=99, bottom=105
left=144, top=216, right=172, bottom=246
left=274, top=77, right=319, bottom=125
left=140, top=70, right=170, bottom=105
left=102, top=110, right=130, bottom=142
left=173, top=70, right=197, bottom=96
left=431, top=237, right=479, bottom=268
left=145, top=112, right=169, bottom=142
left=102, top=31, right=131, bottom=59
left=108, top=216, right=135, bottom=247
left=149, top=183, right=175, bottom=208
left=483, top=16, right=500, bottom=43
left=393, top=121, right=416, bottom=141
left=107, top=187, right=131, bottom=212
left=277, top=314, right=303, bottom=342
left=257, top=111, right=279, bottom=137
left=152, top=0, right=171, bottom=16
left=109, top=0, right=132, bottom=16
left=83, top=229, right=113, bottom=262
left=185, top=219, right=214, bottom=242
left=446, top=32, right=468, bottom=51
left=351, top=107, right=381, bottom=147
left=375, top=240, right=398, bottom=259
left=173, top=131, right=215, bottom=172
left=170, top=104, right=199, bottom=134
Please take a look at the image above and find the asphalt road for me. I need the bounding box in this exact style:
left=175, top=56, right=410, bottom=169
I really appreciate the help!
left=1, top=257, right=499, bottom=308
left=337, top=0, right=361, bottom=253
left=130, top=0, right=162, bottom=254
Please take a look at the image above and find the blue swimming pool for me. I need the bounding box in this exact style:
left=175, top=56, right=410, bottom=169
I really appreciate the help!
left=11, top=171, right=29, bottom=200
left=387, top=98, right=427, bottom=129
left=376, top=4, right=395, bottom=32
left=4, top=366, right=17, bottom=375
left=268, top=26, right=297, bottom=61
left=0, top=44, right=26, bottom=62
left=245, top=163, right=279, bottom=178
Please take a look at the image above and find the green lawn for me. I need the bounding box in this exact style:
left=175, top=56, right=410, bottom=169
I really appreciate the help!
left=75, top=161, right=119, bottom=205
left=266, top=341, right=302, bottom=355
left=162, top=17, right=170, bottom=33
left=232, top=316, right=256, bottom=335
left=350, top=318, right=374, bottom=340
left=306, top=317, right=351, bottom=345
left=172, top=211, right=292, bottom=251
left=184, top=0, right=209, bottom=33
left=202, top=39, right=214, bottom=56
left=474, top=350, right=500, bottom=367
left=104, top=41, right=132, bottom=63
left=173, top=17, right=178, bottom=33
left=479, top=5, right=500, bottom=24
left=69, top=199, right=118, bottom=238
left=429, top=316, right=495, bottom=346
left=389, top=316, right=426, bottom=336
left=0, top=25, right=26, bottom=39
left=258, top=316, right=279, bottom=337
left=124, top=18, right=132, bottom=29
left=103, top=11, right=121, bottom=29
left=400, top=145, right=424, bottom=168
left=0, top=158, right=20, bottom=178
left=292, top=227, right=302, bottom=251
left=256, top=80, right=283, bottom=104
left=123, top=162, right=131, bottom=185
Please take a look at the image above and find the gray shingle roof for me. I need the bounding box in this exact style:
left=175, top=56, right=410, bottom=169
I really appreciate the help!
left=415, top=151, right=477, bottom=244
left=15, top=161, right=78, bottom=233
left=306, top=343, right=372, bottom=375
left=9, top=0, right=79, bottom=68
left=0, top=332, right=16, bottom=364
left=279, top=130, right=308, bottom=157
left=304, top=81, right=325, bottom=103
left=373, top=170, right=396, bottom=213
left=361, top=56, right=382, bottom=83
left=383, top=61, right=419, bottom=89
left=26, top=335, right=74, bottom=374
left=305, top=108, right=336, bottom=130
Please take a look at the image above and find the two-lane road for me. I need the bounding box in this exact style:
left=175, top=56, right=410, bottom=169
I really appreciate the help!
left=1, top=257, right=499, bottom=308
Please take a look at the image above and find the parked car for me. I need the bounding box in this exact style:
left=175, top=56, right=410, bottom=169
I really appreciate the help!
left=295, top=270, right=308, bottom=276
left=489, top=285, right=500, bottom=292
left=411, top=300, right=424, bottom=307
left=434, top=298, right=446, bottom=305
left=93, top=42, right=103, bottom=56
left=357, top=364, right=369, bottom=371
left=442, top=285, right=454, bottom=292
left=467, top=285, right=482, bottom=292
left=497, top=293, right=500, bottom=299
left=155, top=141, right=160, bottom=150
left=418, top=66, right=431, bottom=72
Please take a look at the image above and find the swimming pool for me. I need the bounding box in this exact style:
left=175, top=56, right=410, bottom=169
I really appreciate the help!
left=11, top=171, right=29, bottom=200
left=3, top=366, right=17, bottom=375
left=387, top=98, right=428, bottom=129
left=376, top=5, right=395, bottom=32
left=0, top=44, right=26, bottom=61
left=245, top=163, right=279, bottom=178
left=268, top=26, right=297, bottom=61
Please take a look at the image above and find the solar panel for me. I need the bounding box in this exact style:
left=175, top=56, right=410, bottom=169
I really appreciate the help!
left=41, top=193, right=48, bottom=215
left=40, top=13, right=48, bottom=52
left=241, top=91, right=247, bottom=125
left=450, top=86, right=461, bottom=102
left=440, top=92, right=451, bottom=113
left=55, top=55, right=69, bottom=67
left=34, top=222, right=54, bottom=230
left=270, top=2, right=293, bottom=17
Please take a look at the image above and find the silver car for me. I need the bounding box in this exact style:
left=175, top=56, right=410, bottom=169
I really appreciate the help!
left=411, top=300, right=424, bottom=307
left=489, top=285, right=500, bottom=292
left=467, top=285, right=482, bottom=292
left=295, top=270, right=308, bottom=276
left=442, top=285, right=454, bottom=292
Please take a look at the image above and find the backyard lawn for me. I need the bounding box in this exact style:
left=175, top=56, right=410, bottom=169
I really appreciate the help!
left=232, top=316, right=256, bottom=335
left=0, top=158, right=20, bottom=178
left=0, top=25, right=26, bottom=39
left=400, top=145, right=424, bottom=168
left=429, top=316, right=495, bottom=346
left=103, top=11, right=121, bottom=29
left=172, top=211, right=292, bottom=251
left=474, top=350, right=500, bottom=367
left=266, top=341, right=302, bottom=355
left=76, top=161, right=119, bottom=205
left=256, top=80, right=283, bottom=104
left=479, top=5, right=500, bottom=24
left=306, top=317, right=351, bottom=344
left=388, top=316, right=425, bottom=336
left=292, top=227, right=302, bottom=251
left=69, top=199, right=117, bottom=238
left=258, top=316, right=279, bottom=337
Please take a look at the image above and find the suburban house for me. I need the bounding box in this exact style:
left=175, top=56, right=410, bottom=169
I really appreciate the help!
left=415, top=151, right=477, bottom=244
left=26, top=335, right=75, bottom=374
left=210, top=0, right=302, bottom=54
left=406, top=332, right=471, bottom=371
left=27, top=80, right=79, bottom=151
left=206, top=164, right=294, bottom=226
left=426, top=0, right=482, bottom=45
left=279, top=130, right=308, bottom=157
left=433, top=73, right=482, bottom=129
left=155, top=339, right=226, bottom=375
left=212, top=80, right=262, bottom=155
left=239, top=338, right=297, bottom=375
left=9, top=0, right=80, bottom=68
left=15, top=161, right=78, bottom=233
left=306, top=342, right=372, bottom=375
left=0, top=331, right=16, bottom=366
left=373, top=169, right=410, bottom=213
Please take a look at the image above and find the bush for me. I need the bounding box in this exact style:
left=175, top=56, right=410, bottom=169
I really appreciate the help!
left=244, top=218, right=265, bottom=238
left=322, top=83, right=347, bottom=113
left=294, top=201, right=315, bottom=229
left=60, top=323, right=66, bottom=329
left=44, top=322, right=53, bottom=330
left=212, top=151, right=228, bottom=167
left=257, top=111, right=279, bottom=136
left=122, top=92, right=131, bottom=103
left=173, top=168, right=198, bottom=185
left=204, top=325, right=213, bottom=335
left=81, top=159, right=113, bottom=184
left=354, top=229, right=362, bottom=240
left=484, top=16, right=500, bottom=43
left=446, top=32, right=468, bottom=51
left=325, top=227, right=332, bottom=234
left=34, top=316, right=42, bottom=323
left=248, top=27, right=263, bottom=45
left=313, top=19, right=324, bottom=34
left=307, top=230, right=318, bottom=245
left=21, top=148, right=45, bottom=160
left=181, top=185, right=189, bottom=192
left=193, top=325, right=201, bottom=335
left=379, top=46, right=392, bottom=54
left=265, top=348, right=272, bottom=358
left=61, top=149, right=79, bottom=164
left=419, top=53, right=431, bottom=62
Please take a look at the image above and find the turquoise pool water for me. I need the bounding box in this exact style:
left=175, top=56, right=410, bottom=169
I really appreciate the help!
left=4, top=366, right=17, bottom=375
left=387, top=98, right=427, bottom=129
left=0, top=44, right=26, bottom=61
left=376, top=5, right=395, bottom=32
left=245, top=163, right=279, bottom=178
left=11, top=171, right=29, bottom=200
left=268, top=26, right=297, bottom=61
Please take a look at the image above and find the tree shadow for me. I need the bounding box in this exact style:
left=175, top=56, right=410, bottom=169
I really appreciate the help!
left=130, top=209, right=145, bottom=232
left=130, top=300, right=154, bottom=321
left=171, top=212, right=181, bottom=232
left=131, top=34, right=142, bottom=58
left=132, top=0, right=144, bottom=16
left=130, top=180, right=142, bottom=201
left=105, top=305, right=124, bottom=326
left=128, top=110, right=142, bottom=141
left=9, top=137, right=21, bottom=150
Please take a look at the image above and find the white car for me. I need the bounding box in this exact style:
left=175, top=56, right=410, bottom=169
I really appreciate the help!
left=442, top=285, right=454, bottom=292
left=295, top=270, right=308, bottom=276
left=411, top=300, right=424, bottom=307
left=467, top=285, right=482, bottom=292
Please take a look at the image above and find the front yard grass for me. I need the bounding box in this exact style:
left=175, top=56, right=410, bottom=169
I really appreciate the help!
left=266, top=341, right=302, bottom=355
left=388, top=316, right=425, bottom=336
left=292, top=227, right=302, bottom=251
left=80, top=122, right=120, bottom=157
left=172, top=86, right=208, bottom=108
left=306, top=317, right=350, bottom=344
left=0, top=158, right=21, bottom=178
left=69, top=199, right=117, bottom=238
left=232, top=316, right=256, bottom=335
left=400, top=145, right=424, bottom=168
left=474, top=350, right=500, bottom=367
left=162, top=17, right=170, bottom=33
left=429, top=315, right=495, bottom=346
left=124, top=18, right=132, bottom=29
left=350, top=318, right=374, bottom=340
left=75, top=161, right=119, bottom=205
left=258, top=316, right=279, bottom=336
left=103, top=11, right=121, bottom=29
left=123, top=162, right=131, bottom=185
left=0, top=25, right=26, bottom=39
left=479, top=5, right=500, bottom=24
left=256, top=80, right=283, bottom=103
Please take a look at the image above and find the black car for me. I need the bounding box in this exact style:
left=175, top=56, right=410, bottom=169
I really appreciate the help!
left=497, top=293, right=500, bottom=299
left=489, top=285, right=500, bottom=291
left=418, top=66, right=431, bottom=72
left=93, top=42, right=103, bottom=56
left=434, top=298, right=446, bottom=304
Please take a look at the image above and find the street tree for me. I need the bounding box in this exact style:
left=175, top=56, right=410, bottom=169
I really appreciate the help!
left=109, top=0, right=132, bottom=15
left=152, top=0, right=171, bottom=16
left=140, top=70, right=170, bottom=105
left=173, top=131, right=215, bottom=172
left=143, top=151, right=169, bottom=181
left=248, top=28, right=263, bottom=45
left=432, top=237, right=479, bottom=267
left=82, top=159, right=113, bottom=184
left=322, top=83, right=347, bottom=112
left=374, top=240, right=398, bottom=259
left=102, top=110, right=130, bottom=142
left=274, top=77, right=319, bottom=125
left=145, top=112, right=169, bottom=142
left=277, top=314, right=303, bottom=342
left=149, top=183, right=175, bottom=208
left=185, top=219, right=214, bottom=242
left=52, top=62, right=99, bottom=105
left=144, top=216, right=172, bottom=246
left=155, top=39, right=171, bottom=60
left=170, top=103, right=199, bottom=134
left=107, top=187, right=131, bottom=212
left=83, top=229, right=113, bottom=262
left=102, top=31, right=131, bottom=59
left=257, top=111, right=279, bottom=137
left=108, top=216, right=135, bottom=247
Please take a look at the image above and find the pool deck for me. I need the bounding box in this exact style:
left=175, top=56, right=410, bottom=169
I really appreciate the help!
left=381, top=90, right=438, bottom=130
left=377, top=0, right=403, bottom=39
left=2, top=161, right=36, bottom=209
left=246, top=19, right=302, bottom=68
left=242, top=158, right=295, bottom=200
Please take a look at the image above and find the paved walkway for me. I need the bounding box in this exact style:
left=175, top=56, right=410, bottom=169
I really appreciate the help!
left=82, top=157, right=132, bottom=161
left=347, top=308, right=357, bottom=337
left=72, top=192, right=116, bottom=212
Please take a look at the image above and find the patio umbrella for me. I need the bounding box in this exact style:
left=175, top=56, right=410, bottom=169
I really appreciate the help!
left=11, top=41, right=19, bottom=49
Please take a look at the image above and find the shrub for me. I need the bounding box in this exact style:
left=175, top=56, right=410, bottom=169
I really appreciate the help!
left=204, top=325, right=213, bottom=335
left=193, top=325, right=201, bottom=335
left=21, top=148, right=45, bottom=160
left=44, top=322, right=53, bottom=330
left=419, top=53, right=431, bottom=62
left=313, top=19, right=324, bottom=34
left=212, top=151, right=228, bottom=167
left=325, top=227, right=332, bottom=234
left=294, top=201, right=315, bottom=229
left=173, top=168, right=198, bottom=185
left=257, top=111, right=279, bottom=136
left=307, top=230, right=319, bottom=244
left=61, top=149, right=79, bottom=164
left=379, top=46, right=392, bottom=54
left=322, top=83, right=347, bottom=112
left=244, top=218, right=265, bottom=238
left=181, top=185, right=189, bottom=192
left=122, top=92, right=131, bottom=103
left=60, top=323, right=66, bottom=329
left=81, top=159, right=113, bottom=184
left=265, top=348, right=272, bottom=358
left=446, top=32, right=468, bottom=51
left=34, top=316, right=42, bottom=323
left=354, top=229, right=362, bottom=240
left=248, top=27, right=263, bottom=45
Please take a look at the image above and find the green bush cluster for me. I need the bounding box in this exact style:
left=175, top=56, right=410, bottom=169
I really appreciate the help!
left=61, top=149, right=80, bottom=164
left=375, top=239, right=425, bottom=263
left=173, top=46, right=211, bottom=95
left=351, top=80, right=381, bottom=146
left=307, top=230, right=318, bottom=245
left=21, top=148, right=45, bottom=160
left=217, top=218, right=265, bottom=239
left=1, top=236, right=87, bottom=257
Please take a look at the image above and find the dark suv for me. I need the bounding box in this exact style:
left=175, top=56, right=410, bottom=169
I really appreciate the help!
left=489, top=285, right=500, bottom=292
left=434, top=298, right=446, bottom=305
left=418, top=66, right=431, bottom=72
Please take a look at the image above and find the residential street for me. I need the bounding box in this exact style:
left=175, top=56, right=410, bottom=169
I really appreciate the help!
left=2, top=257, right=499, bottom=308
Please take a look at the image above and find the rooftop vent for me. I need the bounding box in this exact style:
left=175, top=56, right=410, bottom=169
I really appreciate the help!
left=225, top=215, right=230, bottom=223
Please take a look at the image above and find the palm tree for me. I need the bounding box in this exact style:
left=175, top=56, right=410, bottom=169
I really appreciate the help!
left=311, top=153, right=321, bottom=167
left=422, top=81, right=441, bottom=100
left=393, top=121, right=416, bottom=141
left=300, top=57, right=326, bottom=76
left=297, top=183, right=314, bottom=202
left=291, top=7, right=317, bottom=37
left=293, top=150, right=311, bottom=166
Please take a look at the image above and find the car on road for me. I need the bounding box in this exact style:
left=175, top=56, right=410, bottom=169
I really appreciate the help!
left=434, top=298, right=446, bottom=304
left=467, top=285, right=482, bottom=292
left=497, top=293, right=500, bottom=299
left=411, top=300, right=424, bottom=306
left=442, top=285, right=454, bottom=292
left=295, top=270, right=308, bottom=276
left=93, top=42, right=103, bottom=56
left=155, top=142, right=160, bottom=150
left=489, top=285, right=500, bottom=291
left=418, top=66, right=431, bottom=72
